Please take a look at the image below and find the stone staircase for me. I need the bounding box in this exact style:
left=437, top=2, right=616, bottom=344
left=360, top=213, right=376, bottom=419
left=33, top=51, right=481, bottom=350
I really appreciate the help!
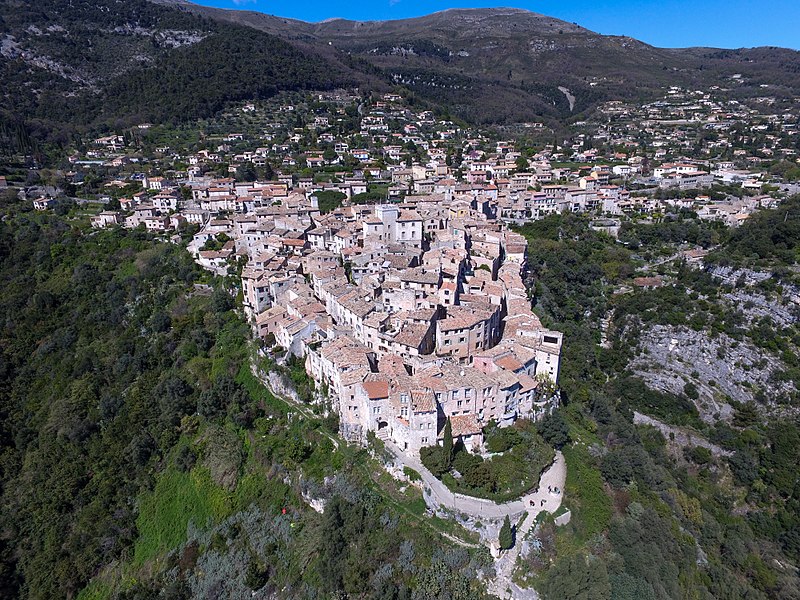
left=376, top=427, right=390, bottom=442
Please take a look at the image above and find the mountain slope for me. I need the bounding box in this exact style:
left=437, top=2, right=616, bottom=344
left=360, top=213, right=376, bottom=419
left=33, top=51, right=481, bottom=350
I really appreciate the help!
left=0, top=0, right=370, bottom=152
left=155, top=4, right=800, bottom=124
left=2, top=1, right=800, bottom=150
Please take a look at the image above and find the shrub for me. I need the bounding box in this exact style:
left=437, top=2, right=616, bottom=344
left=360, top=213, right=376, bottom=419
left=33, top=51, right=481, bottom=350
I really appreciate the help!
left=537, top=410, right=571, bottom=449
left=684, top=445, right=712, bottom=465
left=452, top=450, right=483, bottom=476
left=463, top=462, right=498, bottom=492
left=486, top=427, right=521, bottom=453
left=563, top=445, right=612, bottom=539
left=403, top=466, right=422, bottom=482
left=614, top=377, right=702, bottom=429
left=420, top=445, right=450, bottom=477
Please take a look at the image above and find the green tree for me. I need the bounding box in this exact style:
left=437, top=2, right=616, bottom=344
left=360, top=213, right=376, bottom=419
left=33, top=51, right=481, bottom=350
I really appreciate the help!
left=442, top=417, right=454, bottom=469
left=236, top=162, right=257, bottom=182
left=319, top=497, right=346, bottom=592
left=322, top=147, right=337, bottom=163
left=244, top=559, right=269, bottom=590
left=537, top=410, right=571, bottom=449
left=542, top=554, right=611, bottom=600
left=315, top=190, right=346, bottom=214
left=499, top=515, right=514, bottom=550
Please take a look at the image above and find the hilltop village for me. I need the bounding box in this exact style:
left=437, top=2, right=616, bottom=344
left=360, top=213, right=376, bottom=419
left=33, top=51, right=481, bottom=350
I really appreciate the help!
left=236, top=198, right=563, bottom=454
left=4, top=7, right=800, bottom=596
left=18, top=88, right=799, bottom=456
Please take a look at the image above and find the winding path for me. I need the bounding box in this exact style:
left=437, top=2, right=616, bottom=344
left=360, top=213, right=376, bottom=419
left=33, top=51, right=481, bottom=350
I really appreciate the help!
left=382, top=441, right=565, bottom=598
left=487, top=451, right=566, bottom=599
left=384, top=440, right=566, bottom=521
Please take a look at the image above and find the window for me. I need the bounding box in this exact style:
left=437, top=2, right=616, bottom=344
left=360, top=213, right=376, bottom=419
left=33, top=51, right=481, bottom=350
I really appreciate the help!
left=422, top=437, right=428, bottom=444
left=427, top=423, right=432, bottom=429
left=457, top=400, right=462, bottom=408
left=400, top=393, right=409, bottom=403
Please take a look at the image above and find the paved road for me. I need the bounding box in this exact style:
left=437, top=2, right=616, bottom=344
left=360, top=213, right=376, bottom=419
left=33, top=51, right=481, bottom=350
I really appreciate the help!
left=383, top=442, right=566, bottom=599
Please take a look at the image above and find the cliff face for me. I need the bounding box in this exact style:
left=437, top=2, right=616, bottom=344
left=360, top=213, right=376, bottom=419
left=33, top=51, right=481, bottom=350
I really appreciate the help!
left=624, top=266, right=799, bottom=423
left=631, top=324, right=794, bottom=421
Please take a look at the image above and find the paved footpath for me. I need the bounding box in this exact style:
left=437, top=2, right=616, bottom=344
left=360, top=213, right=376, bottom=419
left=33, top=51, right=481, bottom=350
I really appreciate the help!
left=384, top=440, right=566, bottom=520
left=488, top=452, right=567, bottom=600
left=488, top=452, right=566, bottom=599
left=384, top=441, right=566, bottom=599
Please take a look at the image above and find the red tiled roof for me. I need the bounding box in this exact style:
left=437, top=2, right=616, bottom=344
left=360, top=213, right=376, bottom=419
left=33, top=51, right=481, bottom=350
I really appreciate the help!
left=362, top=380, right=389, bottom=400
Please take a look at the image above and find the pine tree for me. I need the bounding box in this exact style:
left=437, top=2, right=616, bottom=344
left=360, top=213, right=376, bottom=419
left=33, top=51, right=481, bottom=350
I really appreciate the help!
left=442, top=417, right=454, bottom=469
left=499, top=515, right=514, bottom=550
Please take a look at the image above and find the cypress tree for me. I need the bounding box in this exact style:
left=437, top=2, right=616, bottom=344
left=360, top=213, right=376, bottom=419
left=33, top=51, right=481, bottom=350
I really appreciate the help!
left=442, top=417, right=454, bottom=469
left=499, top=515, right=514, bottom=550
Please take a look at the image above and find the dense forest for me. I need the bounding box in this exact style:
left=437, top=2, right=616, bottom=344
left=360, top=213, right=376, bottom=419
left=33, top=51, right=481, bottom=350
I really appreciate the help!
left=513, top=211, right=800, bottom=599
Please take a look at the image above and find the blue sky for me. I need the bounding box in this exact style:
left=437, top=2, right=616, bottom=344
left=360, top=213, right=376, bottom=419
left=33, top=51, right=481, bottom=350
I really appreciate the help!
left=194, top=0, right=799, bottom=49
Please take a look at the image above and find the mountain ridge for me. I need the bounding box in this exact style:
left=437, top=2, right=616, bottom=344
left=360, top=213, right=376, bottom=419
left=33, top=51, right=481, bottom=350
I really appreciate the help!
left=2, top=0, right=800, bottom=152
left=154, top=2, right=797, bottom=52
left=150, top=1, right=800, bottom=125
